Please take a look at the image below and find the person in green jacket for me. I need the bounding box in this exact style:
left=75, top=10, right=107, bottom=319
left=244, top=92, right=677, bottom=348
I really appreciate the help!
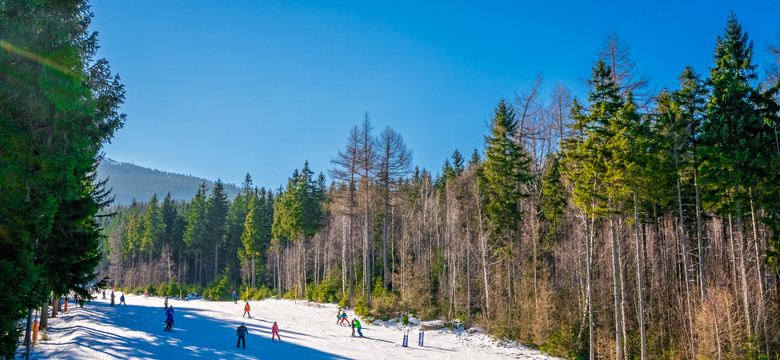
left=351, top=318, right=363, bottom=337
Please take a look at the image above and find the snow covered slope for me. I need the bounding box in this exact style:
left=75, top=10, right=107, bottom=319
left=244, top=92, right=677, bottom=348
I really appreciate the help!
left=27, top=294, right=561, bottom=360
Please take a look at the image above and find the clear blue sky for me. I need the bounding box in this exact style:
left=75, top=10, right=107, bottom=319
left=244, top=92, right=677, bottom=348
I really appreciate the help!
left=91, top=0, right=780, bottom=189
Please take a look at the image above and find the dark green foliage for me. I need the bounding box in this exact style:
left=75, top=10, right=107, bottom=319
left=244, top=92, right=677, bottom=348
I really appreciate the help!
left=477, top=99, right=533, bottom=246
left=541, top=156, right=565, bottom=248
left=0, top=0, right=124, bottom=355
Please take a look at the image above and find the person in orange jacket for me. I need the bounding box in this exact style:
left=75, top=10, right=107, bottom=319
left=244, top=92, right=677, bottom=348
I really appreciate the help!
left=243, top=302, right=251, bottom=318
left=271, top=321, right=281, bottom=342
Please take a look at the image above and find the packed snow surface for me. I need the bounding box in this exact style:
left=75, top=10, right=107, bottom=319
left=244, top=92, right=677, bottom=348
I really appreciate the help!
left=27, top=294, right=561, bottom=359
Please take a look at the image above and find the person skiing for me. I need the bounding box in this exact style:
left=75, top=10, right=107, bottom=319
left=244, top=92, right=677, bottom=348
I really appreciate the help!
left=164, top=296, right=168, bottom=309
left=119, top=293, right=127, bottom=306
left=144, top=290, right=149, bottom=299
left=271, top=321, right=281, bottom=342
left=352, top=318, right=363, bottom=337
left=110, top=291, right=115, bottom=307
left=336, top=310, right=342, bottom=324
left=164, top=306, right=174, bottom=332
left=243, top=302, right=251, bottom=318
left=339, top=312, right=350, bottom=326
left=102, top=290, right=106, bottom=299
left=236, top=322, right=248, bottom=348
left=232, top=291, right=238, bottom=304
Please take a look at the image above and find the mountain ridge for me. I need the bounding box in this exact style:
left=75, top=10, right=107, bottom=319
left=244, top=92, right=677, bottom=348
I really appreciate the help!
left=97, top=158, right=240, bottom=205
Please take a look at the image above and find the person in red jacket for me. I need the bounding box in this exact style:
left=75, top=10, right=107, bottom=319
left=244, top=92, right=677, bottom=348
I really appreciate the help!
left=271, top=321, right=281, bottom=342
left=243, top=302, right=251, bottom=318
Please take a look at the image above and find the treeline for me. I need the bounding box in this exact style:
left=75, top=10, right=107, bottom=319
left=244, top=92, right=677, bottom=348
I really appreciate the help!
left=96, top=159, right=241, bottom=205
left=0, top=1, right=125, bottom=358
left=97, top=13, right=780, bottom=360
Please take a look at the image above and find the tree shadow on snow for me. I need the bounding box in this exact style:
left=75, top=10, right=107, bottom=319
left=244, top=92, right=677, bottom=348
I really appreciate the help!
left=32, top=299, right=351, bottom=360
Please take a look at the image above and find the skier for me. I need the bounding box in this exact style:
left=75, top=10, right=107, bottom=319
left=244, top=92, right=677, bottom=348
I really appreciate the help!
left=144, top=290, right=149, bottom=299
left=102, top=290, right=106, bottom=299
left=119, top=293, right=127, bottom=306
left=339, top=312, right=350, bottom=326
left=164, top=296, right=168, bottom=309
left=232, top=291, right=238, bottom=304
left=352, top=318, right=363, bottom=337
left=110, top=291, right=115, bottom=307
left=236, top=322, right=248, bottom=348
left=271, top=321, right=281, bottom=342
left=164, top=306, right=174, bottom=332
left=243, top=302, right=251, bottom=318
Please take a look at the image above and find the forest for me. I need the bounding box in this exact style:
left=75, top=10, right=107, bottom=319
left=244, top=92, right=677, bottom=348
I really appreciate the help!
left=93, top=14, right=780, bottom=360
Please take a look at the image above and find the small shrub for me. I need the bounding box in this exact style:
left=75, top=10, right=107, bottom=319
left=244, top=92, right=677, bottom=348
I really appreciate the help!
left=252, top=286, right=273, bottom=300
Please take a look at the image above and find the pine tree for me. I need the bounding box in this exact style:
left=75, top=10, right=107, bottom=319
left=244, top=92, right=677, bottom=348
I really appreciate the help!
left=206, top=180, right=229, bottom=282
left=0, top=1, right=124, bottom=354
left=184, top=183, right=208, bottom=285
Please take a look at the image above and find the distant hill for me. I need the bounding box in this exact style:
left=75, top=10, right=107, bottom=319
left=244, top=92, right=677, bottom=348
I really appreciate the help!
left=96, top=159, right=239, bottom=205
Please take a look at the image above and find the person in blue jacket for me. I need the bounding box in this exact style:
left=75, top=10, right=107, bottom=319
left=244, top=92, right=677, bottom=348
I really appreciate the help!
left=164, top=306, right=175, bottom=332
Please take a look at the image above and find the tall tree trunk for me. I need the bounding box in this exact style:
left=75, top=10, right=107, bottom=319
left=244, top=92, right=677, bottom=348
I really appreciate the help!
left=632, top=186, right=647, bottom=360
left=39, top=297, right=49, bottom=331
left=50, top=292, right=58, bottom=319
left=734, top=191, right=752, bottom=338
left=694, top=167, right=705, bottom=301
left=383, top=186, right=390, bottom=291
left=349, top=212, right=355, bottom=302
left=342, top=216, right=347, bottom=297
left=608, top=197, right=624, bottom=360
left=749, top=191, right=770, bottom=357
left=588, top=209, right=595, bottom=360
left=365, top=197, right=371, bottom=305
left=673, top=146, right=696, bottom=358
left=215, top=241, right=219, bottom=281
left=466, top=225, right=472, bottom=328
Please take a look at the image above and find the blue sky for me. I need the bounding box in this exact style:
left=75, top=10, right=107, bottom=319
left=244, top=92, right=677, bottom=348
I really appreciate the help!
left=91, top=0, right=780, bottom=189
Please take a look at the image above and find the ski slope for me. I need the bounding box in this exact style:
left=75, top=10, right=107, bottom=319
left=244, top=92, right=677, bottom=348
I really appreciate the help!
left=27, top=294, right=561, bottom=360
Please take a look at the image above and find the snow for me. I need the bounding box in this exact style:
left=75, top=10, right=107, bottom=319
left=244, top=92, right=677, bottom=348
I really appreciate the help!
left=25, top=294, right=562, bottom=360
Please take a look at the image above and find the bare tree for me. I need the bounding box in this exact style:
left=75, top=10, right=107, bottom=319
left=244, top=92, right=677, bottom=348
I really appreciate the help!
left=376, top=126, right=412, bottom=291
left=598, top=30, right=654, bottom=107
left=329, top=125, right=361, bottom=302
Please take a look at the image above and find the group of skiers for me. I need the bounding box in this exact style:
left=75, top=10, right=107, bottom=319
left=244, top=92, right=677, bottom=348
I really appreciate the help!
left=103, top=290, right=126, bottom=307
left=336, top=310, right=363, bottom=337
left=97, top=289, right=376, bottom=349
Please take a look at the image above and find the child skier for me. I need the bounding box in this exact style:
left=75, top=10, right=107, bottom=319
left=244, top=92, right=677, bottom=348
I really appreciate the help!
left=271, top=321, right=281, bottom=342
left=232, top=291, right=238, bottom=304
left=236, top=322, right=248, bottom=348
left=336, top=310, right=342, bottom=324
left=164, top=306, right=174, bottom=332
left=119, top=294, right=127, bottom=306
left=243, top=302, right=251, bottom=318
left=339, top=312, right=350, bottom=326
left=352, top=318, right=363, bottom=337
left=144, top=290, right=149, bottom=299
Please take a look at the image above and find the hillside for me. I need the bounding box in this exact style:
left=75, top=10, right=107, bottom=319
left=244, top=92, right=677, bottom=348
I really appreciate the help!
left=28, top=295, right=558, bottom=360
left=96, top=158, right=240, bottom=204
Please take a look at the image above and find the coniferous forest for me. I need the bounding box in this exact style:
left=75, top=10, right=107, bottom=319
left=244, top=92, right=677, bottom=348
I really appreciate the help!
left=2, top=1, right=780, bottom=359
left=95, top=14, right=780, bottom=359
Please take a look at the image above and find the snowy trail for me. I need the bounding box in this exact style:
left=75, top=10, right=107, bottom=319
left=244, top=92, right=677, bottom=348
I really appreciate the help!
left=28, top=294, right=560, bottom=360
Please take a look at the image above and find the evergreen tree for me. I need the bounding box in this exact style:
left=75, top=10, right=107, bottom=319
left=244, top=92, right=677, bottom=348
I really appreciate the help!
left=477, top=98, right=533, bottom=247
left=184, top=183, right=208, bottom=285
left=0, top=0, right=125, bottom=354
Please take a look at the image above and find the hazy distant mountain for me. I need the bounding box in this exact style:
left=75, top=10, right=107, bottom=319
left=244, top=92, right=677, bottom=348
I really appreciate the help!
left=97, top=159, right=239, bottom=205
